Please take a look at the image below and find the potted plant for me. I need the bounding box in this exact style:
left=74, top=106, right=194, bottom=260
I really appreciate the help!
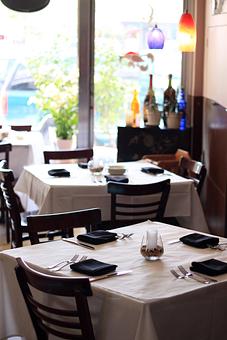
left=28, top=58, right=79, bottom=149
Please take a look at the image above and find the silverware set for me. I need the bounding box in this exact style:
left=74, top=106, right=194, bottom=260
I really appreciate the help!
left=47, top=254, right=88, bottom=272
left=117, top=233, right=134, bottom=240
left=170, top=265, right=217, bottom=284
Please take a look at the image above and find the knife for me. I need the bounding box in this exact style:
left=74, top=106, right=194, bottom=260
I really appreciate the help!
left=62, top=238, right=95, bottom=250
left=90, top=270, right=132, bottom=282
left=168, top=239, right=181, bottom=245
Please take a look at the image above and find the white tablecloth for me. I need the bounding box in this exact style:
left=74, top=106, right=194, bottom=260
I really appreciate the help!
left=1, top=221, right=227, bottom=340
left=14, top=161, right=209, bottom=232
left=2, top=131, right=44, bottom=178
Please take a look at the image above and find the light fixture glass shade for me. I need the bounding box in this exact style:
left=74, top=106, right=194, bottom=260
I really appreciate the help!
left=147, top=24, right=165, bottom=49
left=178, top=11, right=196, bottom=52
left=1, top=0, right=50, bottom=12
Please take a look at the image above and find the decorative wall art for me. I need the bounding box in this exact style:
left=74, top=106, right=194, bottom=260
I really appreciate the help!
left=212, top=0, right=227, bottom=14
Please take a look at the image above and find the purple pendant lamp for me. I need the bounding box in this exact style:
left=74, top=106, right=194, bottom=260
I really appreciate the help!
left=147, top=24, right=165, bottom=49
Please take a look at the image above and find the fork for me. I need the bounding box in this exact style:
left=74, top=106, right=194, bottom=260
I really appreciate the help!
left=178, top=265, right=211, bottom=284
left=170, top=269, right=185, bottom=279
left=52, top=255, right=88, bottom=272
left=118, top=233, right=134, bottom=240
left=47, top=254, right=79, bottom=269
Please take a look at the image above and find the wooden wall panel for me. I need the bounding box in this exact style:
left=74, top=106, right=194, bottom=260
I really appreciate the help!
left=202, top=98, right=227, bottom=236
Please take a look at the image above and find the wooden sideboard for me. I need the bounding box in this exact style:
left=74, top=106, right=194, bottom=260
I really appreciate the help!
left=117, top=126, right=191, bottom=162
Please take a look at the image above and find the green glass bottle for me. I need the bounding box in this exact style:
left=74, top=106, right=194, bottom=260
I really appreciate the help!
left=143, top=74, right=157, bottom=126
left=163, top=74, right=176, bottom=126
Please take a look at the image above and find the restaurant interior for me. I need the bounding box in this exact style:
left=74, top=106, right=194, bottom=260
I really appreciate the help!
left=1, top=0, right=227, bottom=340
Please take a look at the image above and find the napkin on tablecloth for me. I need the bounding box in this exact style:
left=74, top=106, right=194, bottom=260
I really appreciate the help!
left=48, top=169, right=70, bottom=177
left=141, top=167, right=164, bottom=175
left=77, top=230, right=118, bottom=245
left=179, top=233, right=219, bottom=248
left=70, top=258, right=117, bottom=276
left=105, top=175, right=129, bottom=183
left=190, top=258, right=227, bottom=276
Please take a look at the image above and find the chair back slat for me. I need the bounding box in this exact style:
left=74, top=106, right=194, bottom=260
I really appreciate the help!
left=15, top=258, right=95, bottom=340
left=44, top=148, right=93, bottom=163
left=108, top=180, right=170, bottom=228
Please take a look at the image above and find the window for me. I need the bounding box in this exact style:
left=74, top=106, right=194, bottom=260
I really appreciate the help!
left=94, top=0, right=183, bottom=147
left=0, top=0, right=78, bottom=126
left=0, top=0, right=184, bottom=155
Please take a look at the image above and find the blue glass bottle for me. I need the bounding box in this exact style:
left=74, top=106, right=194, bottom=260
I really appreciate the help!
left=177, top=88, right=187, bottom=131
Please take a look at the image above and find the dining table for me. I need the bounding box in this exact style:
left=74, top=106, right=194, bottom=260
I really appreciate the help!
left=1, top=130, right=44, bottom=179
left=14, top=160, right=209, bottom=233
left=1, top=220, right=227, bottom=340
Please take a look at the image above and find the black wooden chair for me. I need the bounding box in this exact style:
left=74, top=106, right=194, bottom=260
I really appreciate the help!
left=0, top=164, right=32, bottom=248
left=142, top=149, right=191, bottom=175
left=27, top=208, right=102, bottom=245
left=179, top=157, right=207, bottom=196
left=0, top=144, right=12, bottom=242
left=43, top=148, right=93, bottom=164
left=15, top=257, right=95, bottom=340
left=107, top=179, right=170, bottom=228
left=0, top=158, right=101, bottom=247
left=0, top=142, right=12, bottom=166
left=10, top=125, right=32, bottom=132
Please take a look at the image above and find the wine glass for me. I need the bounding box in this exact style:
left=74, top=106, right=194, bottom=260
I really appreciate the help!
left=88, top=159, right=104, bottom=181
left=140, top=230, right=164, bottom=261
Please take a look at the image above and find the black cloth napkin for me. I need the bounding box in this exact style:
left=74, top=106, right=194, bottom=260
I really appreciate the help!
left=48, top=169, right=70, bottom=177
left=190, top=258, right=227, bottom=276
left=141, top=167, right=164, bottom=175
left=70, top=258, right=117, bottom=276
left=105, top=175, right=129, bottom=183
left=179, top=233, right=219, bottom=248
left=78, top=162, right=88, bottom=169
left=77, top=230, right=118, bottom=245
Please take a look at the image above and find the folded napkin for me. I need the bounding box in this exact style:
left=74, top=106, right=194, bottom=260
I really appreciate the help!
left=48, top=169, right=70, bottom=177
left=77, top=230, right=118, bottom=245
left=78, top=162, right=88, bottom=169
left=70, top=258, right=117, bottom=276
left=105, top=175, right=129, bottom=183
left=141, top=167, right=164, bottom=175
left=179, top=233, right=219, bottom=249
left=190, top=258, right=227, bottom=276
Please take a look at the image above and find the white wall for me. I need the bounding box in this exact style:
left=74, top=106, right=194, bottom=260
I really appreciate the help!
left=203, top=0, right=227, bottom=107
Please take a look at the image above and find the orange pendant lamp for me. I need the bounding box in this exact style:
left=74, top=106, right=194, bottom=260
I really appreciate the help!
left=178, top=9, right=196, bottom=52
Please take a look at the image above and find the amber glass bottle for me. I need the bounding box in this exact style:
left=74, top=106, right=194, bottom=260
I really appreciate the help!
left=131, top=89, right=140, bottom=127
left=143, top=74, right=156, bottom=126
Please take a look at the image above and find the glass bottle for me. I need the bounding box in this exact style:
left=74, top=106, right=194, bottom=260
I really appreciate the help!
left=131, top=89, right=140, bottom=127
left=177, top=87, right=187, bottom=130
left=163, top=74, right=176, bottom=127
left=143, top=74, right=157, bottom=126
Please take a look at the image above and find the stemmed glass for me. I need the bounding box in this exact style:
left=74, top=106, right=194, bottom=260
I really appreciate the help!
left=88, top=159, right=104, bottom=182
left=140, top=230, right=164, bottom=261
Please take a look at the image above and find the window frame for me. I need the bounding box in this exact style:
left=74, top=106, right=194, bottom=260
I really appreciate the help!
left=77, top=0, right=199, bottom=147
